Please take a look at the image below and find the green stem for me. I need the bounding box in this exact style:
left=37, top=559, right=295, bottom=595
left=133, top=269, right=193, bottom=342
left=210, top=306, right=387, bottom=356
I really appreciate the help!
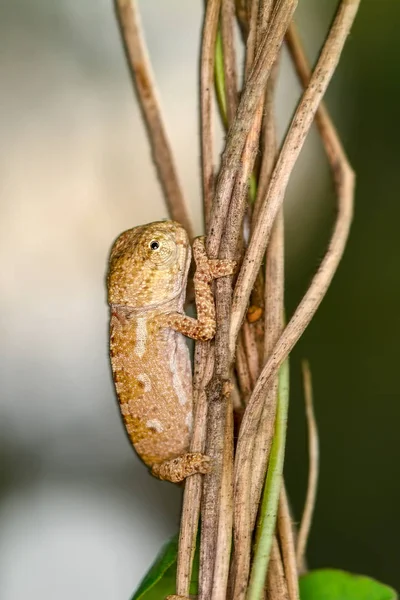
left=214, top=26, right=257, bottom=203
left=214, top=28, right=228, bottom=129
left=246, top=359, right=290, bottom=600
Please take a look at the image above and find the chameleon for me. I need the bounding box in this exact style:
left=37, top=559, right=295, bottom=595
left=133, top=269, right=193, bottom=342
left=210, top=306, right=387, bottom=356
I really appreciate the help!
left=107, top=220, right=236, bottom=483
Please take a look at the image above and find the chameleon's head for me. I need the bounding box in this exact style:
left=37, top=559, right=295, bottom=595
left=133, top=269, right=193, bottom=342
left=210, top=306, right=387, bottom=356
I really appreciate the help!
left=107, top=220, right=191, bottom=309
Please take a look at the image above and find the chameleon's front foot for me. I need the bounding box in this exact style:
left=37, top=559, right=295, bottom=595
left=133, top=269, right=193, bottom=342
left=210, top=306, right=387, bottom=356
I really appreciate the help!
left=192, top=236, right=237, bottom=281
left=151, top=452, right=211, bottom=483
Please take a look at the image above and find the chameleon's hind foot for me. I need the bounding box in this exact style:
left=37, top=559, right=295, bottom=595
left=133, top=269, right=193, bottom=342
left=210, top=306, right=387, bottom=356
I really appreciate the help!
left=151, top=452, right=211, bottom=483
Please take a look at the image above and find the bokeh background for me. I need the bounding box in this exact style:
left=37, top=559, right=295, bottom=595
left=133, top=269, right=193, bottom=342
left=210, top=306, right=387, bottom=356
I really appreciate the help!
left=1, top=0, right=399, bottom=598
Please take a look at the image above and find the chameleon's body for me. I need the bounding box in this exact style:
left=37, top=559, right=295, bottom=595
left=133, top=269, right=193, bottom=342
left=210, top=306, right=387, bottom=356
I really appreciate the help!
left=107, top=220, right=234, bottom=482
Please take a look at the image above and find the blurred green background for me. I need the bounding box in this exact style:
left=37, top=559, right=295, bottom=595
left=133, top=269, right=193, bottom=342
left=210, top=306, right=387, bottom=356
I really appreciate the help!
left=0, top=1, right=399, bottom=598
left=286, top=0, right=400, bottom=591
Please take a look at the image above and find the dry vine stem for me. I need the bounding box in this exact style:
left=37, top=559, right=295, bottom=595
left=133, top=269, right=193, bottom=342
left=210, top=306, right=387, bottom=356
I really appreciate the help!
left=114, top=0, right=193, bottom=239
left=296, top=359, right=319, bottom=571
left=267, top=538, right=290, bottom=600
left=221, top=0, right=238, bottom=123
left=201, top=0, right=222, bottom=227
left=278, top=486, right=299, bottom=599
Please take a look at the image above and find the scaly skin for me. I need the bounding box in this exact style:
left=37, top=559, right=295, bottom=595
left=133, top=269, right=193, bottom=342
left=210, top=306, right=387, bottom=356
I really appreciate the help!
left=107, top=220, right=235, bottom=483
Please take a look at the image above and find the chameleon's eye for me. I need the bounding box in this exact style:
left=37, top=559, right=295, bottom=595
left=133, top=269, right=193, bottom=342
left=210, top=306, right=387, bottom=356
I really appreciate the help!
left=149, top=240, right=160, bottom=251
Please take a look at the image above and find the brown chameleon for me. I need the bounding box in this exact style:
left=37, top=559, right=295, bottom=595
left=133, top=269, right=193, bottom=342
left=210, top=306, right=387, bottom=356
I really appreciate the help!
left=107, top=220, right=235, bottom=483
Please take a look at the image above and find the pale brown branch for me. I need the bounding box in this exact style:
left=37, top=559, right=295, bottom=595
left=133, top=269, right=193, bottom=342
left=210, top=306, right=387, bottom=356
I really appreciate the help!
left=266, top=538, right=290, bottom=600
left=263, top=212, right=285, bottom=361
left=257, top=0, right=276, bottom=45
left=252, top=58, right=279, bottom=229
left=296, top=359, right=319, bottom=571
left=245, top=0, right=260, bottom=76
left=201, top=0, right=222, bottom=230
left=211, top=402, right=234, bottom=598
left=175, top=344, right=214, bottom=597
left=221, top=0, right=239, bottom=123
left=221, top=100, right=264, bottom=262
left=278, top=486, right=300, bottom=600
left=199, top=378, right=233, bottom=600
left=114, top=0, right=193, bottom=239
left=250, top=211, right=284, bottom=527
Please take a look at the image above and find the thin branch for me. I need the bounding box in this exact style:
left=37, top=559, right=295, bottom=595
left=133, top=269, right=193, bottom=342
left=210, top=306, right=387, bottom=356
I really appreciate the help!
left=211, top=401, right=234, bottom=598
left=251, top=59, right=279, bottom=229
left=199, top=377, right=233, bottom=600
left=296, top=359, right=319, bottom=571
left=264, top=212, right=284, bottom=360
left=175, top=345, right=214, bottom=597
left=221, top=0, right=239, bottom=123
left=250, top=210, right=284, bottom=525
left=201, top=0, right=222, bottom=229
left=230, top=0, right=360, bottom=355
left=266, top=538, right=290, bottom=600
left=257, top=0, right=276, bottom=45
left=278, top=486, right=300, bottom=600
left=114, top=0, right=193, bottom=239
left=245, top=0, right=260, bottom=77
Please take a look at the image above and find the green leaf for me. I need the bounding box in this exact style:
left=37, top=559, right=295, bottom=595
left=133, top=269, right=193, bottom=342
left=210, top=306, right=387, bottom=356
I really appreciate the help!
left=131, top=534, right=199, bottom=600
left=300, top=569, right=398, bottom=600
left=132, top=534, right=178, bottom=600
